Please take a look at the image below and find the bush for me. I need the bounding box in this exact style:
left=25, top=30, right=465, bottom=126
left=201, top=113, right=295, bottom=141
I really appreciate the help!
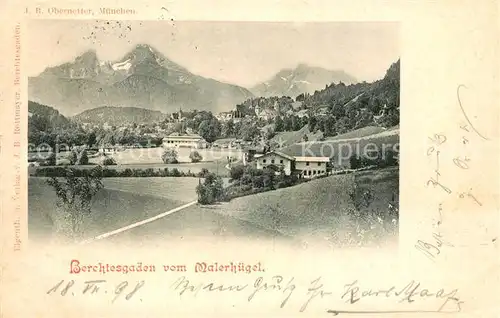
left=68, top=150, right=78, bottom=165
left=171, top=168, right=181, bottom=177
left=196, top=172, right=224, bottom=205
left=229, top=165, right=245, bottom=181
left=189, top=151, right=203, bottom=163
left=121, top=168, right=133, bottom=177
left=198, top=168, right=210, bottom=178
left=43, top=152, right=57, bottom=166
left=77, top=150, right=89, bottom=165
left=349, top=155, right=361, bottom=169
left=162, top=148, right=179, bottom=164
left=102, top=157, right=117, bottom=166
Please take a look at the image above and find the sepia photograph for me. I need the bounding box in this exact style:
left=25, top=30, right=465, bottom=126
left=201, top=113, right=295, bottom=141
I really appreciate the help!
left=26, top=20, right=400, bottom=248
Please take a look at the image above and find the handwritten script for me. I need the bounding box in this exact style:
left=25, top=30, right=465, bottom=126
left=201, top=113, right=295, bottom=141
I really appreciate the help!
left=417, top=84, right=489, bottom=261
left=46, top=276, right=462, bottom=314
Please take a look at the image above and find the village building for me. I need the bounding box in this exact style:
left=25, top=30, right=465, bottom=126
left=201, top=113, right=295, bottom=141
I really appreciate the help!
left=255, top=151, right=296, bottom=175
left=162, top=133, right=207, bottom=148
left=254, top=151, right=329, bottom=178
left=294, top=156, right=329, bottom=178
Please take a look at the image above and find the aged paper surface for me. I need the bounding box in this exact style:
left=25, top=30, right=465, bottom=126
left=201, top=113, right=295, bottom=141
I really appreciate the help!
left=0, top=0, right=498, bottom=317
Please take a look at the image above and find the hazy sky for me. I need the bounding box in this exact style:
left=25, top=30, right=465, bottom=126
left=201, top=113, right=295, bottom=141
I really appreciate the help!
left=27, top=20, right=399, bottom=87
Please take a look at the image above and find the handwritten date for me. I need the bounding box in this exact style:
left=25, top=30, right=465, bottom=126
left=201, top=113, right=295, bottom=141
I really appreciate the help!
left=47, top=279, right=145, bottom=303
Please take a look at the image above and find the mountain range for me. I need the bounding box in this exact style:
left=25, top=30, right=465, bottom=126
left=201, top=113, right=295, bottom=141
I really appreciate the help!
left=29, top=44, right=359, bottom=117
left=28, top=44, right=254, bottom=116
left=250, top=64, right=357, bottom=98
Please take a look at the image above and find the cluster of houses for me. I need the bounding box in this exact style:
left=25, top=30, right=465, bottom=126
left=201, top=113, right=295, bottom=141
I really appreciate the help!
left=161, top=132, right=331, bottom=179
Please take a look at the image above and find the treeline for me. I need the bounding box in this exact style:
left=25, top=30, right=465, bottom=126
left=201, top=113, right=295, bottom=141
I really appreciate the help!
left=349, top=148, right=399, bottom=169
left=33, top=166, right=211, bottom=178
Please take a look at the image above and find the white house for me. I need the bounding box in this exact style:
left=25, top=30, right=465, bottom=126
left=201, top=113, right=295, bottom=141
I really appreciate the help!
left=255, top=151, right=330, bottom=178
left=294, top=156, right=329, bottom=178
left=255, top=151, right=296, bottom=175
left=162, top=133, right=207, bottom=148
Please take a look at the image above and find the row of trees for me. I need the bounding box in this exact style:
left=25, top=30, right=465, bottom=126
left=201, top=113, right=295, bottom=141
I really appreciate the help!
left=161, top=149, right=203, bottom=164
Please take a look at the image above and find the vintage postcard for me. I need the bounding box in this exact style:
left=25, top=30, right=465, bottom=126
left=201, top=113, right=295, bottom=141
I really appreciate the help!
left=0, top=0, right=498, bottom=317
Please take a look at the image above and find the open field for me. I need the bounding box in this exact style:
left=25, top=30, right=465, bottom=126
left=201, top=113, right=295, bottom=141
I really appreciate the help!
left=89, top=147, right=243, bottom=164
left=29, top=176, right=253, bottom=243
left=102, top=204, right=292, bottom=245
left=29, top=177, right=197, bottom=241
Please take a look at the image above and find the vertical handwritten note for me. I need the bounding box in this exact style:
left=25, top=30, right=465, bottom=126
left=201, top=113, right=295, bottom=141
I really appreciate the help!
left=416, top=84, right=494, bottom=263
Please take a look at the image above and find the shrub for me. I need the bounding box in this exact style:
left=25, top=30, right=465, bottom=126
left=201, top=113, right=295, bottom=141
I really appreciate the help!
left=229, top=165, right=245, bottom=181
left=121, top=168, right=133, bottom=177
left=189, top=151, right=203, bottom=163
left=196, top=172, right=224, bottom=204
left=171, top=168, right=181, bottom=177
left=68, top=150, right=78, bottom=165
left=162, top=148, right=179, bottom=164
left=77, top=150, right=89, bottom=165
left=349, top=155, right=361, bottom=169
left=43, top=152, right=57, bottom=166
left=102, top=157, right=117, bottom=166
left=198, top=168, right=210, bottom=178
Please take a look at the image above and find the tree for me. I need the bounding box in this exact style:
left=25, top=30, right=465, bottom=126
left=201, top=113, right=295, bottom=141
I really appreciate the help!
left=331, top=102, right=345, bottom=118
left=196, top=172, right=224, bottom=204
left=222, top=119, right=235, bottom=138
left=349, top=155, right=360, bottom=169
left=274, top=116, right=284, bottom=132
left=162, top=148, right=179, bottom=164
left=68, top=150, right=78, bottom=165
left=308, top=116, right=317, bottom=132
left=87, top=131, right=97, bottom=148
left=77, top=150, right=89, bottom=165
left=198, top=118, right=221, bottom=143
left=45, top=152, right=57, bottom=166
left=189, top=150, right=203, bottom=163
left=46, top=166, right=104, bottom=239
left=283, top=117, right=293, bottom=131
left=240, top=124, right=260, bottom=142
left=229, top=165, right=245, bottom=181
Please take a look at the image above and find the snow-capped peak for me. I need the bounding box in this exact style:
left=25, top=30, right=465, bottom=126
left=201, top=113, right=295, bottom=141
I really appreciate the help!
left=112, top=59, right=132, bottom=71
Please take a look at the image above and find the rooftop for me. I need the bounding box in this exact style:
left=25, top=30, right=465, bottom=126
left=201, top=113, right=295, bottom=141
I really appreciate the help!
left=295, top=156, right=330, bottom=162
left=163, top=133, right=204, bottom=140
left=258, top=150, right=296, bottom=162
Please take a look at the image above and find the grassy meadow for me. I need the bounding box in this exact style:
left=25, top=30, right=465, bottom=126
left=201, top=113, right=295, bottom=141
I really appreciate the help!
left=29, top=165, right=398, bottom=247
left=215, top=166, right=399, bottom=246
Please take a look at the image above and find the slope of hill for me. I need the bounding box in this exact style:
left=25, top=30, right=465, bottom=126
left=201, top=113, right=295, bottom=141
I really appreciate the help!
left=280, top=128, right=399, bottom=168
left=73, top=106, right=169, bottom=126
left=270, top=124, right=323, bottom=148
left=325, top=126, right=387, bottom=141
left=28, top=100, right=71, bottom=129
left=216, top=167, right=399, bottom=246
left=28, top=44, right=254, bottom=116
left=251, top=63, right=357, bottom=98
left=302, top=59, right=400, bottom=132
